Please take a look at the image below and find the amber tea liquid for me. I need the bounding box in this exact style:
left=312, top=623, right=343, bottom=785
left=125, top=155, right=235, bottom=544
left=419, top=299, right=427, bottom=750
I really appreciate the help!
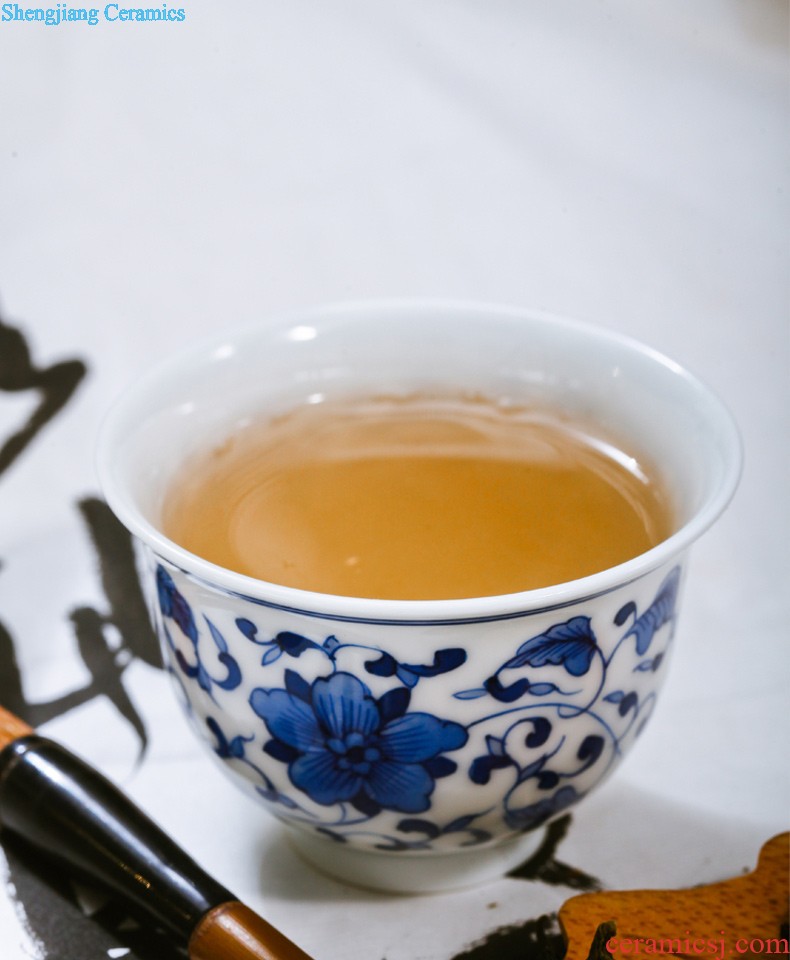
left=162, top=394, right=673, bottom=600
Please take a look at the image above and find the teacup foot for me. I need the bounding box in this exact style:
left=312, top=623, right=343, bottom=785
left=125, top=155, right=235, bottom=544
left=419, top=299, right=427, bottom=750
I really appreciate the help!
left=286, top=827, right=545, bottom=894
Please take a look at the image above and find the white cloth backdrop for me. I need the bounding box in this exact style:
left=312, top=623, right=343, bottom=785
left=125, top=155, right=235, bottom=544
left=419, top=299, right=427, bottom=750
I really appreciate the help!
left=0, top=2, right=787, bottom=958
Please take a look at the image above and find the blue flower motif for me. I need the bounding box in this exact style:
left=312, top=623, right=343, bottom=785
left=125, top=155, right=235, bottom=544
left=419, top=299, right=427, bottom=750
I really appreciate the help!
left=156, top=565, right=241, bottom=697
left=236, top=618, right=322, bottom=666
left=501, top=617, right=598, bottom=678
left=250, top=671, right=468, bottom=816
left=616, top=566, right=681, bottom=655
left=157, top=565, right=197, bottom=643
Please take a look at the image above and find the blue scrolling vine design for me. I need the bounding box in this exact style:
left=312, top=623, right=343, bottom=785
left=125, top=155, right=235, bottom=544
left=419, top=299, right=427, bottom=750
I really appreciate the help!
left=455, top=566, right=681, bottom=834
left=157, top=566, right=242, bottom=699
left=154, top=562, right=681, bottom=851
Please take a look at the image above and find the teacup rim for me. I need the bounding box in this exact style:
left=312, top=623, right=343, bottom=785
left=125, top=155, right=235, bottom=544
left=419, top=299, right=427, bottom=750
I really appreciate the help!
left=96, top=298, right=743, bottom=623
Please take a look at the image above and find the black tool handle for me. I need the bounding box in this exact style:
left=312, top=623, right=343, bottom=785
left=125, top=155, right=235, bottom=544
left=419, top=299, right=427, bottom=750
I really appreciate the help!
left=0, top=735, right=234, bottom=943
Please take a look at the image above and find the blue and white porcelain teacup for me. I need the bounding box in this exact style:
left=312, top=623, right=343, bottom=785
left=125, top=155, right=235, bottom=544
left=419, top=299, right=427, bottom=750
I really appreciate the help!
left=97, top=301, right=741, bottom=892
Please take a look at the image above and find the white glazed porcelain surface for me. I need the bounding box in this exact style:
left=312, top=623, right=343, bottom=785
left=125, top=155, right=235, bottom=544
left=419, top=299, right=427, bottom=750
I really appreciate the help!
left=97, top=301, right=741, bottom=891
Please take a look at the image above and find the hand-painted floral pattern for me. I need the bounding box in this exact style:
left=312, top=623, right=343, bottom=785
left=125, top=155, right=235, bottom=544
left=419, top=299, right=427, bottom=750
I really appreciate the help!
left=153, top=560, right=682, bottom=853
left=250, top=671, right=467, bottom=815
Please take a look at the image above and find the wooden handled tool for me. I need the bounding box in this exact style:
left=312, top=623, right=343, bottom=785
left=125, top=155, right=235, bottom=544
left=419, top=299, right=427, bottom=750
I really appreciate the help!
left=0, top=705, right=314, bottom=960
